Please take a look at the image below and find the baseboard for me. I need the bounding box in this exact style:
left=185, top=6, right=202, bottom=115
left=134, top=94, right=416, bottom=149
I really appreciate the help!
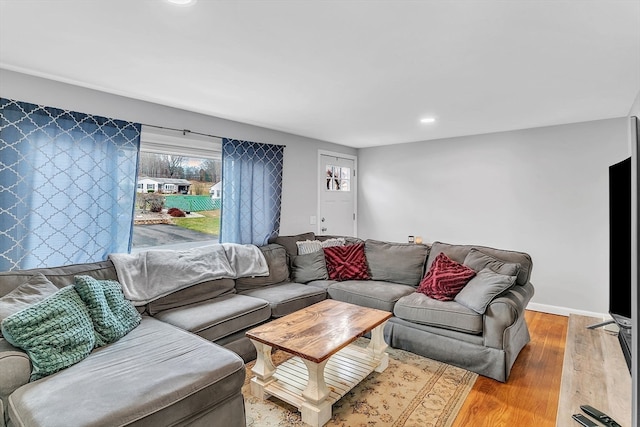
left=526, top=302, right=608, bottom=320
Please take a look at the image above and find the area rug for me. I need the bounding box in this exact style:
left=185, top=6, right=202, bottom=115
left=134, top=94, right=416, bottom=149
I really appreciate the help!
left=243, top=338, right=477, bottom=427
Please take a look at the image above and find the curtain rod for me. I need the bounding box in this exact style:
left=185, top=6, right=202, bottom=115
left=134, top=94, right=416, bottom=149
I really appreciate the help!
left=141, top=123, right=225, bottom=140
left=141, top=123, right=286, bottom=147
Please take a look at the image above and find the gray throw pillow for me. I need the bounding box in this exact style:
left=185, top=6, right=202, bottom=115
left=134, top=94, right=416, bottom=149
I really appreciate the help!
left=290, top=251, right=329, bottom=283
left=454, top=267, right=517, bottom=314
left=0, top=274, right=59, bottom=326
left=463, top=248, right=521, bottom=276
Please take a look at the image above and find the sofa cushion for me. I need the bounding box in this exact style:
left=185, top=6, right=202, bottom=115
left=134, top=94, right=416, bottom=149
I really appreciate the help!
left=0, top=338, right=31, bottom=403
left=239, top=282, right=326, bottom=317
left=290, top=251, right=329, bottom=283
left=417, top=253, right=476, bottom=301
left=147, top=278, right=236, bottom=315
left=306, top=279, right=339, bottom=290
left=454, top=267, right=518, bottom=314
left=0, top=274, right=59, bottom=329
left=324, top=243, right=370, bottom=281
left=463, top=248, right=521, bottom=276
left=235, top=244, right=290, bottom=291
left=0, top=260, right=118, bottom=297
left=393, top=292, right=483, bottom=334
left=74, top=275, right=141, bottom=346
left=1, top=286, right=96, bottom=381
left=268, top=232, right=315, bottom=258
left=153, top=294, right=271, bottom=342
left=426, top=242, right=532, bottom=286
left=364, top=240, right=430, bottom=286
left=327, top=280, right=415, bottom=312
left=7, top=317, right=246, bottom=427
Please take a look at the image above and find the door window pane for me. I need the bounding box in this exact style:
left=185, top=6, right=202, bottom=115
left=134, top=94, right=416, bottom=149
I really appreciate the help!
left=325, top=164, right=350, bottom=192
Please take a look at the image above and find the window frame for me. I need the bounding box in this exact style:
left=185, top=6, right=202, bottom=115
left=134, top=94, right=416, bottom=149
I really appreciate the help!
left=132, top=126, right=223, bottom=252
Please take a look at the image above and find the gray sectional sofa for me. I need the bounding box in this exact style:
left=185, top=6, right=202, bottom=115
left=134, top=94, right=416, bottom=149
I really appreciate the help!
left=0, top=234, right=534, bottom=426
left=270, top=233, right=535, bottom=382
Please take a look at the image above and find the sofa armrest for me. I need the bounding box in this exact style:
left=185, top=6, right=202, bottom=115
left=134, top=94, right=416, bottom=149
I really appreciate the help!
left=0, top=338, right=31, bottom=401
left=483, top=282, right=535, bottom=349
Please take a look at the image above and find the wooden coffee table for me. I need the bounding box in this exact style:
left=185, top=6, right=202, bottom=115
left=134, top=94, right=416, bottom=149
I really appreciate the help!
left=246, top=299, right=392, bottom=427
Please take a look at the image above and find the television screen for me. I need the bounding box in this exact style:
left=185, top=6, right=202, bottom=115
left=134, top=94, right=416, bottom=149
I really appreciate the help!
left=610, top=156, right=632, bottom=327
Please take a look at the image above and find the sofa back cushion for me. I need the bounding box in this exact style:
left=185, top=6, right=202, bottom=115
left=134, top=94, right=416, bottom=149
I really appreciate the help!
left=0, top=261, right=118, bottom=298
left=235, top=244, right=289, bottom=291
left=425, top=242, right=532, bottom=286
left=0, top=274, right=59, bottom=326
left=268, top=232, right=315, bottom=258
left=144, top=279, right=236, bottom=315
left=364, top=240, right=430, bottom=286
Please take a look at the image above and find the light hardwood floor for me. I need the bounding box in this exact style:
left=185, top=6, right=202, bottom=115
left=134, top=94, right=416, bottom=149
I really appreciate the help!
left=452, top=310, right=568, bottom=427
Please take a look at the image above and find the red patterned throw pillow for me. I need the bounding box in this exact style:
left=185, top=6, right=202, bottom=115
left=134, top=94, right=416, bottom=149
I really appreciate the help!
left=417, top=252, right=476, bottom=301
left=323, top=243, right=370, bottom=281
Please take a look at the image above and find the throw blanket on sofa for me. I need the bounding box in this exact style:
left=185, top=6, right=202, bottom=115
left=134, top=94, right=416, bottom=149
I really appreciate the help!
left=109, top=244, right=268, bottom=306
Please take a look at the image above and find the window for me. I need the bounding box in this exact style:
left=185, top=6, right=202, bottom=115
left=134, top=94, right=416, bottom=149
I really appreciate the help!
left=326, top=164, right=350, bottom=191
left=132, top=126, right=222, bottom=251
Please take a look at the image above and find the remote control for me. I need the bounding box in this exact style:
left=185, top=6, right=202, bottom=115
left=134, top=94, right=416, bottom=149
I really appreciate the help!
left=572, top=414, right=598, bottom=427
left=580, top=405, right=622, bottom=427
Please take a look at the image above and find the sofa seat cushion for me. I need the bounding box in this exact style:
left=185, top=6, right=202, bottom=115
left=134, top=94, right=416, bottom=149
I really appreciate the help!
left=393, top=292, right=483, bottom=334
left=239, top=282, right=326, bottom=317
left=7, top=317, right=245, bottom=427
left=153, top=294, right=271, bottom=342
left=306, top=279, right=339, bottom=290
left=327, top=280, right=415, bottom=312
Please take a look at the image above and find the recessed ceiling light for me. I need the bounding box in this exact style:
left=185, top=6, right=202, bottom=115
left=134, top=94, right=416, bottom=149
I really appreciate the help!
left=420, top=117, right=436, bottom=124
left=167, top=0, right=197, bottom=5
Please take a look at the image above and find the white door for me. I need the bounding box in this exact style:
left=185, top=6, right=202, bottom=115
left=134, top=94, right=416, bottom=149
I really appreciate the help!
left=319, top=153, right=356, bottom=236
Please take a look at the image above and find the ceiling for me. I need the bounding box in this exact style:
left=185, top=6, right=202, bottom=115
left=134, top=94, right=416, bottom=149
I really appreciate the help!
left=0, top=1, right=639, bottom=148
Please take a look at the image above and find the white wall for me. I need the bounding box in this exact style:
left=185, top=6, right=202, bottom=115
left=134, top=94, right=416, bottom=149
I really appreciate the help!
left=630, top=90, right=640, bottom=118
left=357, top=119, right=629, bottom=315
left=0, top=69, right=356, bottom=235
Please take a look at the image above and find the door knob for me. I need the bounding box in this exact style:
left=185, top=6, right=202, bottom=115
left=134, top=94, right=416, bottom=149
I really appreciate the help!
left=321, top=227, right=327, bottom=232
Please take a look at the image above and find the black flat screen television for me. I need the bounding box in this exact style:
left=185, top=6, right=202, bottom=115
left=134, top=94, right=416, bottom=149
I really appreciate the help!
left=609, top=156, right=632, bottom=372
left=610, top=156, right=632, bottom=327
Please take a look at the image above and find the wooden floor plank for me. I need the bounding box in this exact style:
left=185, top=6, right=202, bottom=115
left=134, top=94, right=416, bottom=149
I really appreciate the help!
left=451, top=310, right=568, bottom=427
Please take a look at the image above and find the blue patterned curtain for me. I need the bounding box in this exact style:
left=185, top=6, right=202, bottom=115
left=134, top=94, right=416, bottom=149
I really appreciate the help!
left=0, top=98, right=141, bottom=271
left=220, top=138, right=284, bottom=245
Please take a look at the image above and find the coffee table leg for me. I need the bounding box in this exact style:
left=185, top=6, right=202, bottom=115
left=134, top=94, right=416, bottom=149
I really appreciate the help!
left=367, top=321, right=389, bottom=372
left=300, top=358, right=332, bottom=427
left=249, top=339, right=276, bottom=400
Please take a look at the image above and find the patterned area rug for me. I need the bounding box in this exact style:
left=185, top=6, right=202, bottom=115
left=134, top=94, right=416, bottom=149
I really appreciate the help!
left=243, top=338, right=477, bottom=427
